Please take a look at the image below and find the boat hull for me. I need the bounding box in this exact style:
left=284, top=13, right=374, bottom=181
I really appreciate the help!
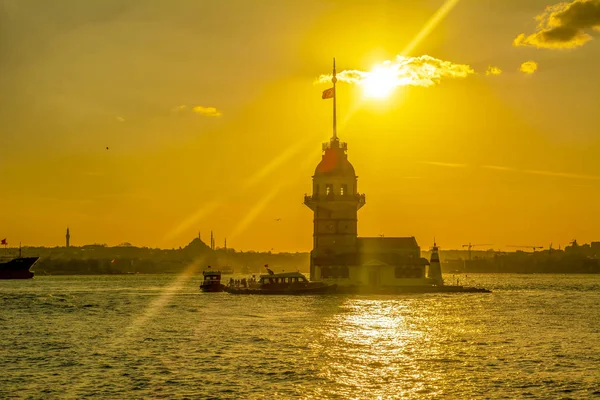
left=225, top=284, right=337, bottom=295
left=225, top=284, right=489, bottom=295
left=0, top=257, right=38, bottom=279
left=200, top=283, right=225, bottom=293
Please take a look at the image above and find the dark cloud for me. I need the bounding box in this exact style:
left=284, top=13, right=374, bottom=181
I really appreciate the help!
left=514, top=0, right=600, bottom=49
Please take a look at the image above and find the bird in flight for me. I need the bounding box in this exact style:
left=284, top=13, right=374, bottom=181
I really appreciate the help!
left=275, top=218, right=281, bottom=222
left=106, top=147, right=109, bottom=150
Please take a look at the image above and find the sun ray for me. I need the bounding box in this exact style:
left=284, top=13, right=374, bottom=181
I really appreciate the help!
left=162, top=201, right=220, bottom=243
left=229, top=184, right=282, bottom=240
left=63, top=258, right=205, bottom=397
left=401, top=0, right=462, bottom=57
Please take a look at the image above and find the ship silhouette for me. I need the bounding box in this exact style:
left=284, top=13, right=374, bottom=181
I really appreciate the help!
left=0, top=246, right=38, bottom=279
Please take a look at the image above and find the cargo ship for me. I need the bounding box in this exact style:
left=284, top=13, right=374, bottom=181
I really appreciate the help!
left=0, top=247, right=38, bottom=279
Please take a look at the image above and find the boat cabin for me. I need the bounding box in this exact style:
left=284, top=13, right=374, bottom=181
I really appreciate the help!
left=202, top=270, right=222, bottom=283
left=258, top=272, right=309, bottom=285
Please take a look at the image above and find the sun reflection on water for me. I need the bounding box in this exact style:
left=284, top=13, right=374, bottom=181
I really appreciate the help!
left=312, top=297, right=455, bottom=399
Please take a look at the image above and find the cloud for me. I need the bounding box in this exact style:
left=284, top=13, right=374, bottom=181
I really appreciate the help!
left=485, top=65, right=502, bottom=76
left=192, top=106, right=222, bottom=117
left=483, top=165, right=600, bottom=181
left=524, top=169, right=600, bottom=180
left=482, top=165, right=516, bottom=172
left=520, top=61, right=538, bottom=74
left=420, top=161, right=467, bottom=168
left=514, top=0, right=600, bottom=49
left=116, top=116, right=125, bottom=122
left=317, top=55, right=475, bottom=88
left=172, top=104, right=222, bottom=117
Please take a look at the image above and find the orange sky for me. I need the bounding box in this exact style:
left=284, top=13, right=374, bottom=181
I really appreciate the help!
left=1, top=0, right=599, bottom=251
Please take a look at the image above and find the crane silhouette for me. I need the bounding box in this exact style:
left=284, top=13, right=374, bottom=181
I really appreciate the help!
left=462, top=243, right=493, bottom=261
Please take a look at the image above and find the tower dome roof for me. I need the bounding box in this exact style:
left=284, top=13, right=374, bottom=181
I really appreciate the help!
left=314, top=143, right=355, bottom=177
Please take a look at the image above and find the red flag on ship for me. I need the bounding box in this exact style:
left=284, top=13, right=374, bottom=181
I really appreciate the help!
left=322, top=87, right=334, bottom=99
left=1, top=238, right=6, bottom=245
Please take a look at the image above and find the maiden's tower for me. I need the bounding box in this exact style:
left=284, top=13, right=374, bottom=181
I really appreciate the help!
left=304, top=60, right=435, bottom=291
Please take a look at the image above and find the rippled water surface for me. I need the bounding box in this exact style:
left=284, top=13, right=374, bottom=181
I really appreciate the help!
left=1, top=274, right=600, bottom=399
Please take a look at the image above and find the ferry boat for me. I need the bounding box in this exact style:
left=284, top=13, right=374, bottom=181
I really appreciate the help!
left=199, top=268, right=225, bottom=292
left=224, top=271, right=337, bottom=295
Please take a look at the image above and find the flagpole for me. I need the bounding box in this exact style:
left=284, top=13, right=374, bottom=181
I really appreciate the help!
left=332, top=57, right=337, bottom=141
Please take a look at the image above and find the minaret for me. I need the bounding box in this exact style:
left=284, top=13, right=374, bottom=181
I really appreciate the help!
left=66, top=227, right=70, bottom=248
left=304, top=59, right=366, bottom=281
left=428, top=240, right=443, bottom=285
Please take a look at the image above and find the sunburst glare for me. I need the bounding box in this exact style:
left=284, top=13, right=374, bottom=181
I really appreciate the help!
left=362, top=66, right=399, bottom=99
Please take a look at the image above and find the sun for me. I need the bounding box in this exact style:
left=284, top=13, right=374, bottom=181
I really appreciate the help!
left=362, top=66, right=398, bottom=99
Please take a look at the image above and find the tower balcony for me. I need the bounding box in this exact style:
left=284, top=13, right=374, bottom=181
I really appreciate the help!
left=323, top=141, right=347, bottom=152
left=304, top=193, right=366, bottom=210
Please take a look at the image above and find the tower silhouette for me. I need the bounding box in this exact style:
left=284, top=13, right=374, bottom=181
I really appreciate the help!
left=66, top=227, right=70, bottom=248
left=304, top=59, right=366, bottom=280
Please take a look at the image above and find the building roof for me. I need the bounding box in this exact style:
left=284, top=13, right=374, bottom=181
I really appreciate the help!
left=259, top=272, right=307, bottom=279
left=314, top=142, right=356, bottom=178
left=357, top=237, right=420, bottom=252
left=313, top=253, right=429, bottom=267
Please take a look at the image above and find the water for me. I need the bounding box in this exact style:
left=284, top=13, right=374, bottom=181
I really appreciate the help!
left=1, top=274, right=599, bottom=399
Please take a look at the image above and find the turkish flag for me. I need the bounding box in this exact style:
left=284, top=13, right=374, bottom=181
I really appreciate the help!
left=322, top=87, right=334, bottom=99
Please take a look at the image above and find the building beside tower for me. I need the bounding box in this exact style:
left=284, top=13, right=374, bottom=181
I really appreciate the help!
left=304, top=60, right=431, bottom=288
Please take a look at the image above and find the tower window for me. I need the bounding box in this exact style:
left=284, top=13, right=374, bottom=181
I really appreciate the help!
left=326, top=184, right=333, bottom=195
left=340, top=184, right=347, bottom=196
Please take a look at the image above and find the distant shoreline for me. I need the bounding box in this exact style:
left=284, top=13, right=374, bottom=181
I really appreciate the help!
left=25, top=271, right=598, bottom=277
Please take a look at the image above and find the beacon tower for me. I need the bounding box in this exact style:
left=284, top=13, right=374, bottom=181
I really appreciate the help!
left=428, top=240, right=443, bottom=285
